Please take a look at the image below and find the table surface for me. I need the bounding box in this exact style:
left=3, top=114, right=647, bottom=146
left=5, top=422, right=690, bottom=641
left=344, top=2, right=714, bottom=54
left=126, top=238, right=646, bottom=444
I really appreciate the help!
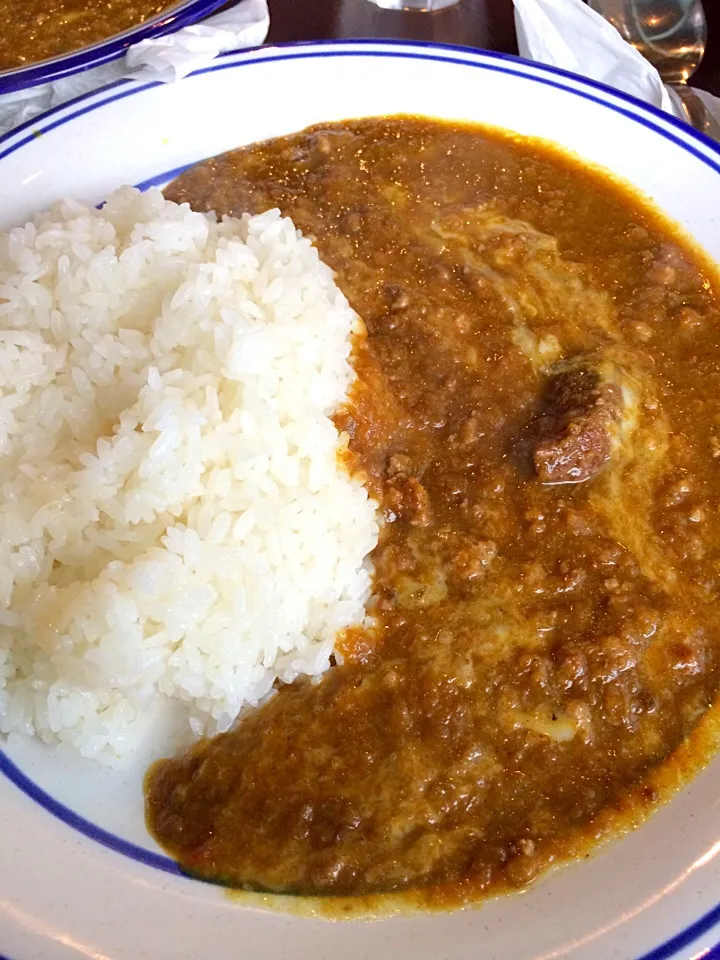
left=266, top=0, right=720, bottom=99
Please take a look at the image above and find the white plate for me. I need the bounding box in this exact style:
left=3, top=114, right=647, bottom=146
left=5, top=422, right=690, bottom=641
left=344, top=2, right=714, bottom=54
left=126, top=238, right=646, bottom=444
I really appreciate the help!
left=0, top=40, right=719, bottom=960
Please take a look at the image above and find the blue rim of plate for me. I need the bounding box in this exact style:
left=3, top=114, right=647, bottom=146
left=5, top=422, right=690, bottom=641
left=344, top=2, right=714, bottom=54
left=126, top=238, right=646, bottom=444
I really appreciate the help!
left=0, top=0, right=229, bottom=95
left=0, top=38, right=718, bottom=960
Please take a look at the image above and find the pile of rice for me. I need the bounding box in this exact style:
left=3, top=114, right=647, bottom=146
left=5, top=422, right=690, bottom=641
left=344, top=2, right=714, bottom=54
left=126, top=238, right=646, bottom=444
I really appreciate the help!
left=0, top=187, right=378, bottom=766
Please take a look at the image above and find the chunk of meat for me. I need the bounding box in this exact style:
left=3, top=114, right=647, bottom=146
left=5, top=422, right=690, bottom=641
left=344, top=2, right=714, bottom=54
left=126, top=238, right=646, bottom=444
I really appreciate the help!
left=448, top=537, right=497, bottom=582
left=645, top=243, right=690, bottom=288
left=532, top=362, right=623, bottom=484
left=384, top=453, right=431, bottom=525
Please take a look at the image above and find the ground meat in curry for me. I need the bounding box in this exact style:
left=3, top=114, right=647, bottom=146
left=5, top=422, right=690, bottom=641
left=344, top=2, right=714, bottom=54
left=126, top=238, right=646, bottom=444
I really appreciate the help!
left=145, top=118, right=720, bottom=902
left=0, top=0, right=176, bottom=72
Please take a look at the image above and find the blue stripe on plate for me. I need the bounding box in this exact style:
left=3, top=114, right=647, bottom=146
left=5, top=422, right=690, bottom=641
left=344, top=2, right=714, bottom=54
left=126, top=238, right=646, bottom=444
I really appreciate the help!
left=1, top=40, right=720, bottom=172
left=0, top=40, right=718, bottom=960
left=0, top=750, right=180, bottom=875
left=135, top=162, right=194, bottom=191
left=638, top=919, right=720, bottom=960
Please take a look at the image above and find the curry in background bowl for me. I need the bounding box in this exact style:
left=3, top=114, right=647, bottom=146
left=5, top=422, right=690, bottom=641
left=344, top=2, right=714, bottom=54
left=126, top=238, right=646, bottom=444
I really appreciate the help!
left=145, top=115, right=720, bottom=906
left=0, top=0, right=172, bottom=71
left=0, top=0, right=227, bottom=88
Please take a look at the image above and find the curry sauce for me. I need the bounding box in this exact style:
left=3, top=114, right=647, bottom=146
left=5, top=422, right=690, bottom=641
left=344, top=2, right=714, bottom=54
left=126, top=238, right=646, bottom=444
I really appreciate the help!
left=146, top=118, right=720, bottom=902
left=0, top=0, right=176, bottom=71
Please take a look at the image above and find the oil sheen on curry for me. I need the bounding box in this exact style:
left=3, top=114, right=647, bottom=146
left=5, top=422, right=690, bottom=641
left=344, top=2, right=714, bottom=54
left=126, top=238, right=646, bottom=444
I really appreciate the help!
left=0, top=0, right=176, bottom=71
left=145, top=117, right=720, bottom=903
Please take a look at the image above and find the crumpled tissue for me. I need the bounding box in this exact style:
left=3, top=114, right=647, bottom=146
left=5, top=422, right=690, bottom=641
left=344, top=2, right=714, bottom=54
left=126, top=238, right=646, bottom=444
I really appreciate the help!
left=513, top=0, right=720, bottom=130
left=0, top=0, right=269, bottom=136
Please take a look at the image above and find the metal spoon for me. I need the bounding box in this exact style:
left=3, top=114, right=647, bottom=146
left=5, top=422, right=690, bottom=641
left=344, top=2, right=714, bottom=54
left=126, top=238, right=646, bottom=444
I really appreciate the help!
left=588, top=0, right=720, bottom=141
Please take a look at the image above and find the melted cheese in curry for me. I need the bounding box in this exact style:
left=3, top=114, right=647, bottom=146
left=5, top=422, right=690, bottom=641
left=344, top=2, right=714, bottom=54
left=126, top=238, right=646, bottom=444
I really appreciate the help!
left=145, top=118, right=720, bottom=903
left=0, top=0, right=176, bottom=71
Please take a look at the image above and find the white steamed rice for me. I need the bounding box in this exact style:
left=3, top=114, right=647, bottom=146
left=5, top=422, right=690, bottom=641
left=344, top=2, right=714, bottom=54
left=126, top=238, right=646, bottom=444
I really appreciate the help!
left=0, top=187, right=378, bottom=765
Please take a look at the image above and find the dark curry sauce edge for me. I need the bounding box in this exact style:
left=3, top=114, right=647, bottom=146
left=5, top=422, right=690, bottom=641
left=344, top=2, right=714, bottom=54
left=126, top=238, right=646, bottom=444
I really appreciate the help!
left=220, top=702, right=720, bottom=918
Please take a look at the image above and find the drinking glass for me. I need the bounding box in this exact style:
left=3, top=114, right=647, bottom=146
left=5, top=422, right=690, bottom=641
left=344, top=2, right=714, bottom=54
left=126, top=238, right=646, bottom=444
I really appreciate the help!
left=334, top=0, right=517, bottom=50
left=588, top=0, right=707, bottom=83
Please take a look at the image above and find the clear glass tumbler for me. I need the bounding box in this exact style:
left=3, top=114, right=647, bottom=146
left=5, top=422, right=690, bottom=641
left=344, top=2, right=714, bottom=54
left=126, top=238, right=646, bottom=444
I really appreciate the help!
left=334, top=0, right=514, bottom=49
left=588, top=0, right=707, bottom=83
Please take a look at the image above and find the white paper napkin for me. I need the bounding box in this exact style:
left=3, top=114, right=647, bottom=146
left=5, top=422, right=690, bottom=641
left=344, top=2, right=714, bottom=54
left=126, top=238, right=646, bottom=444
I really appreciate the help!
left=0, top=0, right=269, bottom=136
left=513, top=0, right=720, bottom=126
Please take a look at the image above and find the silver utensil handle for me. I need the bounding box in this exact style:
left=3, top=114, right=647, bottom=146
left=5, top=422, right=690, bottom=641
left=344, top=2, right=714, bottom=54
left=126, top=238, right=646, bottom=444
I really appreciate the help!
left=668, top=83, right=720, bottom=142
